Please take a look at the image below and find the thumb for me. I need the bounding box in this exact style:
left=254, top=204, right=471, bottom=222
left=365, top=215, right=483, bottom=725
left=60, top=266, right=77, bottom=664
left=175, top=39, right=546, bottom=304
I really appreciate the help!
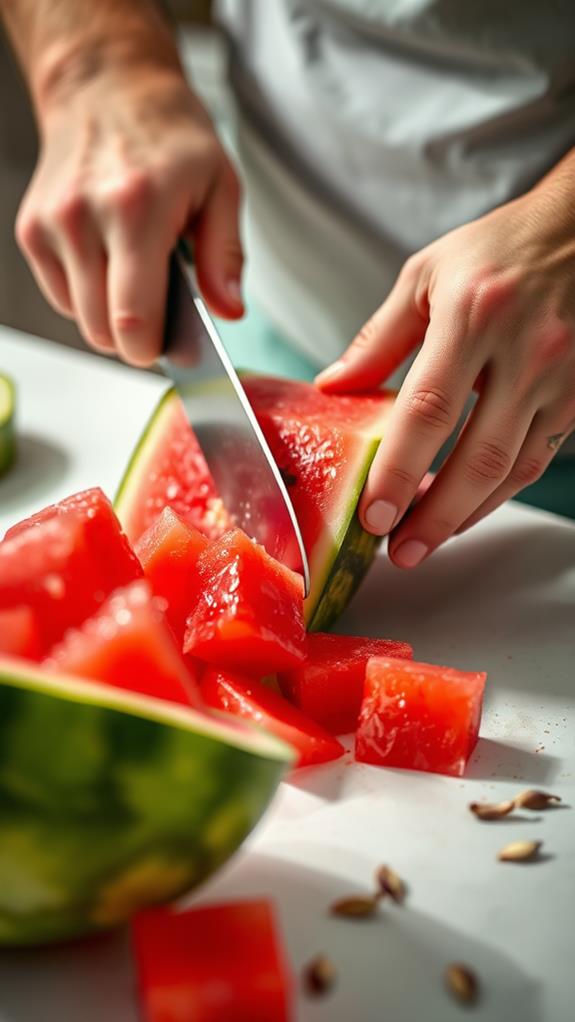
left=194, top=162, right=245, bottom=319
left=315, top=261, right=427, bottom=392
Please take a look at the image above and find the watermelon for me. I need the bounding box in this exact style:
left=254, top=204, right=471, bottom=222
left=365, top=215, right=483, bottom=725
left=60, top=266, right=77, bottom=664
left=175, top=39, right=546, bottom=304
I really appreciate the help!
left=133, top=900, right=293, bottom=1022
left=184, top=528, right=306, bottom=672
left=279, top=633, right=414, bottom=734
left=115, top=378, right=396, bottom=630
left=135, top=507, right=208, bottom=643
left=0, top=607, right=41, bottom=661
left=0, top=488, right=142, bottom=655
left=355, top=658, right=486, bottom=777
left=0, top=372, right=16, bottom=478
left=44, top=580, right=201, bottom=708
left=201, top=669, right=345, bottom=768
left=0, top=656, right=293, bottom=946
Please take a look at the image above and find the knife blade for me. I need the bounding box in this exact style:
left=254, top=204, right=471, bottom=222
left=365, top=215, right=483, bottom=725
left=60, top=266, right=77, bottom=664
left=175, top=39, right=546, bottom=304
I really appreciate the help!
left=160, top=244, right=310, bottom=596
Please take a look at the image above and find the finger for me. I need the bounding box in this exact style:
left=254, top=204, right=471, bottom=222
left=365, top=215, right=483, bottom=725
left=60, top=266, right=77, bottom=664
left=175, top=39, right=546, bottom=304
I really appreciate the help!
left=456, top=405, right=575, bottom=535
left=358, top=311, right=485, bottom=537
left=61, top=243, right=114, bottom=352
left=15, top=213, right=73, bottom=318
left=194, top=162, right=244, bottom=319
left=388, top=379, right=536, bottom=568
left=106, top=233, right=171, bottom=366
left=315, top=260, right=427, bottom=392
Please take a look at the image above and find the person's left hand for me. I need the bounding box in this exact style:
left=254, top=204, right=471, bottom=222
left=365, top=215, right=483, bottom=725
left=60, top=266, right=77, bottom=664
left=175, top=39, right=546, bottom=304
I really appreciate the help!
left=316, top=155, right=575, bottom=568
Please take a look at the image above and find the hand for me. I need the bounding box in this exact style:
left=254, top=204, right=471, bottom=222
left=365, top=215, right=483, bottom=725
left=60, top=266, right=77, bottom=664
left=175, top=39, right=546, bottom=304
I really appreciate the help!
left=16, top=60, right=243, bottom=366
left=317, top=154, right=575, bottom=567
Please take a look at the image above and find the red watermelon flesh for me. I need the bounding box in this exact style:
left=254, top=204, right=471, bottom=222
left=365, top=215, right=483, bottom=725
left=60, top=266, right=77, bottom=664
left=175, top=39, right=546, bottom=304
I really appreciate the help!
left=0, top=488, right=142, bottom=654
left=0, top=606, right=41, bottom=661
left=44, top=580, right=201, bottom=708
left=355, top=657, right=486, bottom=777
left=201, top=668, right=344, bottom=768
left=184, top=528, right=306, bottom=673
left=135, top=506, right=208, bottom=643
left=279, top=632, right=413, bottom=734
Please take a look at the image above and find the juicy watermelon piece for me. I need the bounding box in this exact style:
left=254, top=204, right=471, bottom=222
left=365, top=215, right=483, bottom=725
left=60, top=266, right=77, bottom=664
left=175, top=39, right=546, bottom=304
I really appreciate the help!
left=0, top=656, right=293, bottom=946
left=0, top=607, right=41, bottom=661
left=115, top=379, right=396, bottom=630
left=44, top=581, right=201, bottom=708
left=135, top=507, right=208, bottom=643
left=115, top=389, right=231, bottom=543
left=0, top=488, right=142, bottom=654
left=184, top=529, right=306, bottom=672
left=133, top=900, right=293, bottom=1022
left=355, top=658, right=486, bottom=777
left=201, top=669, right=344, bottom=768
left=279, top=633, right=414, bottom=734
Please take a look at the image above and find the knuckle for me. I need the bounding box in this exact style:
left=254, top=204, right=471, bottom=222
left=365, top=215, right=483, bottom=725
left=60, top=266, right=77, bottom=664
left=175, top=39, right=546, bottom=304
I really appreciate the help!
left=457, top=271, right=517, bottom=333
left=509, top=456, right=545, bottom=488
left=465, top=438, right=513, bottom=485
left=15, top=208, right=42, bottom=255
left=385, top=464, right=417, bottom=489
left=406, top=385, right=455, bottom=431
left=99, top=171, right=156, bottom=219
left=111, top=311, right=146, bottom=336
left=52, top=191, right=89, bottom=233
left=351, top=317, right=379, bottom=354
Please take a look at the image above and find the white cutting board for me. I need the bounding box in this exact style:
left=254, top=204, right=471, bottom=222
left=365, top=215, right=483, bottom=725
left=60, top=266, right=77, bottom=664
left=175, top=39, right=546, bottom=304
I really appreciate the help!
left=0, top=329, right=573, bottom=1022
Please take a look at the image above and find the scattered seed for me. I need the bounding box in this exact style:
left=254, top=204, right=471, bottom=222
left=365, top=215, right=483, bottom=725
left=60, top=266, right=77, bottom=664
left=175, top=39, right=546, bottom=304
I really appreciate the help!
left=303, top=954, right=337, bottom=996
left=330, top=895, right=379, bottom=918
left=469, top=799, right=515, bottom=821
left=514, top=789, right=562, bottom=811
left=497, top=839, right=542, bottom=863
left=375, top=864, right=406, bottom=903
left=445, top=963, right=479, bottom=1004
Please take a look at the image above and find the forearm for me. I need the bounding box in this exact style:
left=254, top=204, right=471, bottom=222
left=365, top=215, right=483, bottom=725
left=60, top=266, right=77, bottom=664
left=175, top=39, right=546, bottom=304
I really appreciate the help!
left=0, top=0, right=182, bottom=119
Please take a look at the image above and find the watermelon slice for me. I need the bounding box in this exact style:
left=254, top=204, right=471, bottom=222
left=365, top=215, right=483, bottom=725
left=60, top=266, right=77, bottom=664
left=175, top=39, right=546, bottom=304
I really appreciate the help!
left=44, top=580, right=201, bottom=708
left=184, top=528, right=306, bottom=672
left=133, top=900, right=293, bottom=1022
left=0, top=656, right=293, bottom=946
left=115, top=378, right=396, bottom=630
left=279, top=632, right=414, bottom=734
left=355, top=657, right=486, bottom=777
left=201, top=668, right=345, bottom=768
left=135, top=507, right=208, bottom=643
left=0, top=488, right=142, bottom=654
left=0, top=606, right=41, bottom=661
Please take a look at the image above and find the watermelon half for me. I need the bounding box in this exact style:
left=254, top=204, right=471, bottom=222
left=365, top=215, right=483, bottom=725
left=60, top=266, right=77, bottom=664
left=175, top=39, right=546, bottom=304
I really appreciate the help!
left=115, top=376, right=395, bottom=629
left=0, top=657, right=292, bottom=946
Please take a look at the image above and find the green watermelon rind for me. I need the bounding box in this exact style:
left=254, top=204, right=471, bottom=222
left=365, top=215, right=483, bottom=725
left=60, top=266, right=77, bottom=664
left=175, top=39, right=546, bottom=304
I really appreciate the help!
left=0, top=373, right=16, bottom=478
left=0, top=657, right=293, bottom=946
left=114, top=387, right=176, bottom=542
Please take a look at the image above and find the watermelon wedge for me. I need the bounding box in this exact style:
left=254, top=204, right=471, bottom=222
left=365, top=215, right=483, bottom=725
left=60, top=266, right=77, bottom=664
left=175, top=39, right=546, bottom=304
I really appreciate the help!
left=115, top=378, right=396, bottom=630
left=0, top=656, right=293, bottom=946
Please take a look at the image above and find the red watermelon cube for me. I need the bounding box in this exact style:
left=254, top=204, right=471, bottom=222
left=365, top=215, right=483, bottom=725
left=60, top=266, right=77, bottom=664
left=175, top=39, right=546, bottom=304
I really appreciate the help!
left=0, top=606, right=41, bottom=661
left=279, top=632, right=413, bottom=734
left=355, top=657, right=486, bottom=777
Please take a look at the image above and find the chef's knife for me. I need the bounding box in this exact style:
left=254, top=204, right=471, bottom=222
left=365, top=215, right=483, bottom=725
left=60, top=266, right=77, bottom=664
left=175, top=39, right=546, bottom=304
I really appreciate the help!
left=160, top=243, right=310, bottom=595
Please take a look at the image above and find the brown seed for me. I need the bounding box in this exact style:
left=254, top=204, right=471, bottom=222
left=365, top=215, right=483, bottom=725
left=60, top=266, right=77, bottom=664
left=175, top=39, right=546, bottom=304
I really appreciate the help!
left=514, top=789, right=562, bottom=811
left=445, top=963, right=479, bottom=1004
left=497, top=839, right=542, bottom=862
left=330, top=894, right=379, bottom=918
left=375, top=864, right=406, bottom=903
left=469, top=799, right=515, bottom=821
left=303, top=954, right=337, bottom=996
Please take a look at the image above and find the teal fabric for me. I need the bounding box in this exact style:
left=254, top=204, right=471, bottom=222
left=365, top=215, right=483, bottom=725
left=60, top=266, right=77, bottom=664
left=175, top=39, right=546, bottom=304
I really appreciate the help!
left=217, top=301, right=575, bottom=522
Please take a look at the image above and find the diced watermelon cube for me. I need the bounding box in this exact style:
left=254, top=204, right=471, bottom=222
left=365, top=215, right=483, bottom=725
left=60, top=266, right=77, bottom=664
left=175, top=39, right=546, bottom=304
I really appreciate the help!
left=201, top=668, right=343, bottom=768
left=44, top=580, right=201, bottom=708
left=135, top=506, right=208, bottom=642
left=0, top=606, right=41, bottom=661
left=355, top=657, right=486, bottom=777
left=133, top=900, right=293, bottom=1022
left=279, top=632, right=413, bottom=734
left=0, top=488, right=142, bottom=654
left=184, top=528, right=306, bottom=672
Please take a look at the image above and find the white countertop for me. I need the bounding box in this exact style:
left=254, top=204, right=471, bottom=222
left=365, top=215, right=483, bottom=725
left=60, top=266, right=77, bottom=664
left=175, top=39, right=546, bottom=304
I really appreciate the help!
left=0, top=328, right=574, bottom=1022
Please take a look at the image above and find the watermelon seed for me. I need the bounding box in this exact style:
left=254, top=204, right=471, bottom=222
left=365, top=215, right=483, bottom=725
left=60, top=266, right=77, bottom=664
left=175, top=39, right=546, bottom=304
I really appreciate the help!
left=513, top=789, right=562, bottom=811
left=303, top=954, right=337, bottom=995
left=469, top=799, right=515, bottom=821
left=375, top=864, right=406, bottom=903
left=497, top=839, right=542, bottom=863
left=445, top=963, right=479, bottom=1005
left=330, top=894, right=379, bottom=918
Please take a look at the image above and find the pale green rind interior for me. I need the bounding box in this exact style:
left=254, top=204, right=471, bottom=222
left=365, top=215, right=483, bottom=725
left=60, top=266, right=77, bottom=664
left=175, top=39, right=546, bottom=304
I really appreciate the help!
left=0, top=658, right=294, bottom=766
left=0, top=374, right=14, bottom=424
left=114, top=385, right=176, bottom=531
left=0, top=373, right=16, bottom=477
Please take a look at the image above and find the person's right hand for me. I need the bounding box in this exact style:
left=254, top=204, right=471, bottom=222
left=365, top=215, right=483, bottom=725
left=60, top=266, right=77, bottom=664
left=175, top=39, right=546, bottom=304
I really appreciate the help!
left=16, top=60, right=244, bottom=365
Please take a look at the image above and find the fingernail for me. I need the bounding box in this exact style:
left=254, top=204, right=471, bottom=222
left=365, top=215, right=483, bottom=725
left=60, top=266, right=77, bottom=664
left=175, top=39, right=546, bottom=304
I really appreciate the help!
left=226, top=278, right=243, bottom=307
left=315, top=360, right=346, bottom=386
left=393, top=539, right=428, bottom=569
left=364, top=500, right=398, bottom=535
